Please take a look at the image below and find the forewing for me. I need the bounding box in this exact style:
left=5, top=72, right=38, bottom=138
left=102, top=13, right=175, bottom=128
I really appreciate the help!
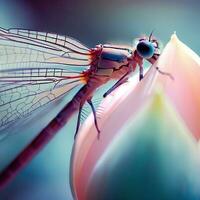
left=0, top=27, right=92, bottom=70
left=0, top=27, right=92, bottom=138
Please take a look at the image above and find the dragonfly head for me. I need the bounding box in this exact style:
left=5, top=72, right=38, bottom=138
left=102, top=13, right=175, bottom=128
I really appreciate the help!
left=134, top=32, right=160, bottom=62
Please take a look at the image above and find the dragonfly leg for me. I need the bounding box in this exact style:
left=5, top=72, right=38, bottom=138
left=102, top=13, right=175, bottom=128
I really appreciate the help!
left=139, top=64, right=144, bottom=81
left=87, top=99, right=101, bottom=139
left=74, top=104, right=83, bottom=139
left=103, top=72, right=129, bottom=98
left=155, top=66, right=174, bottom=80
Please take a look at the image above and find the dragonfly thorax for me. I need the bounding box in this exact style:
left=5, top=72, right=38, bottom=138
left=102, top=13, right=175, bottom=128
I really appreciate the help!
left=95, top=44, right=132, bottom=76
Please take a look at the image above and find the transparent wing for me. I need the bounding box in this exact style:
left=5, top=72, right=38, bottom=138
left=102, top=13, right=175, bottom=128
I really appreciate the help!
left=0, top=27, right=92, bottom=138
left=0, top=66, right=86, bottom=136
left=0, top=27, right=92, bottom=70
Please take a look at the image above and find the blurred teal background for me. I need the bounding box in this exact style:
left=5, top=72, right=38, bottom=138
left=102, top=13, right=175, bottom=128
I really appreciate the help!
left=0, top=0, right=199, bottom=199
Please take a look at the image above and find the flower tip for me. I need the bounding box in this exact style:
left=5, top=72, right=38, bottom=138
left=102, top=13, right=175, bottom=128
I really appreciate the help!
left=170, top=32, right=178, bottom=41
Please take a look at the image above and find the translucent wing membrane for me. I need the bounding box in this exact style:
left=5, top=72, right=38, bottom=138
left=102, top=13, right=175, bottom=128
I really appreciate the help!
left=0, top=68, right=84, bottom=133
left=8, top=28, right=89, bottom=53
left=0, top=28, right=92, bottom=70
left=0, top=27, right=92, bottom=137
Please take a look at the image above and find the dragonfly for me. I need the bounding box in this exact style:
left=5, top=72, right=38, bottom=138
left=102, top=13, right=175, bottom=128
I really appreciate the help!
left=0, top=27, right=163, bottom=189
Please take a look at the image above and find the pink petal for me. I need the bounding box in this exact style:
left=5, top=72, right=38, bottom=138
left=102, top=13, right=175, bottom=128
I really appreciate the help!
left=156, top=34, right=200, bottom=139
left=86, top=91, right=200, bottom=200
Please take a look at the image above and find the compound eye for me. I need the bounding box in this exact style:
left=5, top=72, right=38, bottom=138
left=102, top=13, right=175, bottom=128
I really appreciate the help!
left=136, top=41, right=155, bottom=59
